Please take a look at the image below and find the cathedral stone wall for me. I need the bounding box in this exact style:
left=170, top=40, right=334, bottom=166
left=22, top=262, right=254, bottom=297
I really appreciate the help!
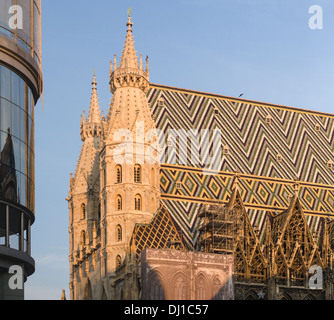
left=140, top=249, right=234, bottom=300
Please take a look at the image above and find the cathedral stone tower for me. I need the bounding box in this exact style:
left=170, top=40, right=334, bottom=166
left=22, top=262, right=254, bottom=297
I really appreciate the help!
left=100, top=14, right=160, bottom=275
left=67, top=73, right=103, bottom=299
left=67, top=14, right=160, bottom=300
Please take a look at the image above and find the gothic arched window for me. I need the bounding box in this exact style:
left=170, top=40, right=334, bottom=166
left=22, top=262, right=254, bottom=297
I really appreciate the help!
left=135, top=194, right=142, bottom=211
left=81, top=230, right=86, bottom=247
left=195, top=275, right=207, bottom=300
left=134, top=164, right=142, bottom=183
left=116, top=195, right=122, bottom=211
left=173, top=275, right=187, bottom=300
left=149, top=274, right=164, bottom=300
left=81, top=203, right=86, bottom=220
left=116, top=225, right=122, bottom=242
left=98, top=203, right=101, bottom=220
left=116, top=165, right=122, bottom=183
left=212, top=277, right=223, bottom=300
left=116, top=255, right=122, bottom=270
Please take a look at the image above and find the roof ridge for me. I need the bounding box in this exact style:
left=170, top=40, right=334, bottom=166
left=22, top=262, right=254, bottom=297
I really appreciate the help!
left=149, top=83, right=334, bottom=118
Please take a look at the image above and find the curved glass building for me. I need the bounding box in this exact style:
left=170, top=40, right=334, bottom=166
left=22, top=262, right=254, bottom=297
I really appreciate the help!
left=0, top=0, right=42, bottom=299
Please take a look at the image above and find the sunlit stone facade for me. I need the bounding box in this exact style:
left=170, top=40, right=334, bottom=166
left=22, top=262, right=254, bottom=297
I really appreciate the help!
left=68, top=13, right=334, bottom=301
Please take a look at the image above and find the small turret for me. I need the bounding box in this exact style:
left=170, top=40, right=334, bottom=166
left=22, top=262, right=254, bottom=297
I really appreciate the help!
left=140, top=53, right=143, bottom=70
left=114, top=54, right=117, bottom=70
left=61, top=289, right=66, bottom=300
left=80, top=72, right=103, bottom=141
left=109, top=13, right=150, bottom=94
left=146, top=55, right=149, bottom=78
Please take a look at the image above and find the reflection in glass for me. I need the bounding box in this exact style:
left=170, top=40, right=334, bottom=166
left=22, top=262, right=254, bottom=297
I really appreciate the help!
left=0, top=65, right=35, bottom=213
left=20, top=140, right=26, bottom=178
left=0, top=129, right=17, bottom=203
left=12, top=136, right=21, bottom=173
left=20, top=172, right=26, bottom=207
left=13, top=103, right=20, bottom=138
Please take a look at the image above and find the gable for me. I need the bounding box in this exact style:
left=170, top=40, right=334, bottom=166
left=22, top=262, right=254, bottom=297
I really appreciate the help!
left=132, top=205, right=185, bottom=262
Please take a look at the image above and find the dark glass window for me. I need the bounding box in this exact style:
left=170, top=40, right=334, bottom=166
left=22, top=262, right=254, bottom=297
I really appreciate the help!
left=0, top=65, right=35, bottom=213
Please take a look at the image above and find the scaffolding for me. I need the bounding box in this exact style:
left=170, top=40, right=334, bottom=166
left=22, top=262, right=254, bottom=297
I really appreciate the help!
left=197, top=201, right=244, bottom=255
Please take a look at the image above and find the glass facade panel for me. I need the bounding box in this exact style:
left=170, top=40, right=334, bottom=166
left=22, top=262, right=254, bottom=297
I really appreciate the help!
left=12, top=136, right=21, bottom=173
left=0, top=0, right=13, bottom=28
left=0, top=66, right=11, bottom=101
left=0, top=65, right=35, bottom=213
left=33, top=1, right=41, bottom=62
left=12, top=103, right=21, bottom=139
left=18, top=0, right=31, bottom=45
left=11, top=71, right=24, bottom=107
left=22, top=1, right=32, bottom=30
left=20, top=172, right=26, bottom=207
left=20, top=140, right=26, bottom=178
left=0, top=98, right=11, bottom=130
left=0, top=0, right=41, bottom=67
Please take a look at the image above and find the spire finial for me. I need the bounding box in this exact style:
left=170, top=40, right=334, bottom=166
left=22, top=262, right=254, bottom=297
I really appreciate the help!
left=87, top=73, right=100, bottom=124
left=92, top=70, right=97, bottom=89
left=146, top=55, right=150, bottom=77
left=233, top=169, right=241, bottom=190
left=140, top=53, right=143, bottom=70
left=61, top=289, right=66, bottom=300
left=120, top=13, right=137, bottom=69
left=126, top=7, right=133, bottom=32
left=114, top=54, right=117, bottom=70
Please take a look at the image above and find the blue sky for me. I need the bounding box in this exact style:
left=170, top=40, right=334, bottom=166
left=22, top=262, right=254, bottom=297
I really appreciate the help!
left=27, top=0, right=334, bottom=299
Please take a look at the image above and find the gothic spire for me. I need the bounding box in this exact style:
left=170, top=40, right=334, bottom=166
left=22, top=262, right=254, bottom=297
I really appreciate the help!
left=80, top=72, right=102, bottom=141
left=109, top=13, right=150, bottom=94
left=88, top=71, right=101, bottom=124
left=120, top=16, right=138, bottom=69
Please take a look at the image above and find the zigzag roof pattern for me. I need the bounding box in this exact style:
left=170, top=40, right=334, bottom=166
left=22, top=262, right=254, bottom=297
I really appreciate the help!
left=148, top=83, right=334, bottom=183
left=150, top=83, right=334, bottom=118
left=146, top=83, right=334, bottom=247
left=131, top=204, right=185, bottom=262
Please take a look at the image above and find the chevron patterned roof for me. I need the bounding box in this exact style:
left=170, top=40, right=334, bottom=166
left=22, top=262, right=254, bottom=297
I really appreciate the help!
left=147, top=83, right=334, bottom=247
